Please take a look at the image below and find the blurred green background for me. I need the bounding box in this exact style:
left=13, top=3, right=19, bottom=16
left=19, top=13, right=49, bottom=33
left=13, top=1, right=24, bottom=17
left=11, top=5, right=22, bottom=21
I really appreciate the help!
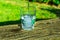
left=0, top=0, right=60, bottom=22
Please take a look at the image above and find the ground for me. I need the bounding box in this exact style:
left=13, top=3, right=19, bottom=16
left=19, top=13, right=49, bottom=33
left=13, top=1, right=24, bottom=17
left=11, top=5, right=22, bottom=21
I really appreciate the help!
left=0, top=18, right=60, bottom=40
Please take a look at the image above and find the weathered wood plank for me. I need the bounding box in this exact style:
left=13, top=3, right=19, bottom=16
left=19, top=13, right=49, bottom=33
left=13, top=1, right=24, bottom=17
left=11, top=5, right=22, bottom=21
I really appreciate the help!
left=0, top=18, right=60, bottom=40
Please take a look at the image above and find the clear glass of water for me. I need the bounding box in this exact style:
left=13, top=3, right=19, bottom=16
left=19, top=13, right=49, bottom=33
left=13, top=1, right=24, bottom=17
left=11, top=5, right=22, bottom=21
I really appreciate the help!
left=20, top=6, right=36, bottom=30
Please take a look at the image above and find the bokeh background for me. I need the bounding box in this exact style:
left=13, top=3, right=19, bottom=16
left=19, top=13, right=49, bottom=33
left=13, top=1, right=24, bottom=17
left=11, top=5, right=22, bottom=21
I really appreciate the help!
left=0, top=0, right=60, bottom=25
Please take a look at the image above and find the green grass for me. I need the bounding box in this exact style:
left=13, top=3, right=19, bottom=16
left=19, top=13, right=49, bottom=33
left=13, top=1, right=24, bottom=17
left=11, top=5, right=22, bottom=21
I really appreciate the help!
left=0, top=0, right=57, bottom=22
left=0, top=2, right=20, bottom=22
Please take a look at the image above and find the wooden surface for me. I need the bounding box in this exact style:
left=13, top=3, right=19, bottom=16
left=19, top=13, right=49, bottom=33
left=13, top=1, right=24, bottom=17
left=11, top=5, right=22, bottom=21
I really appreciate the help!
left=0, top=18, right=60, bottom=40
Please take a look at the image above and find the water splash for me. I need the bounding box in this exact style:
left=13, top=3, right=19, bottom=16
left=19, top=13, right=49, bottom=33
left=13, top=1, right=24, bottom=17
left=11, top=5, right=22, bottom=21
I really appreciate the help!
left=21, top=15, right=36, bottom=30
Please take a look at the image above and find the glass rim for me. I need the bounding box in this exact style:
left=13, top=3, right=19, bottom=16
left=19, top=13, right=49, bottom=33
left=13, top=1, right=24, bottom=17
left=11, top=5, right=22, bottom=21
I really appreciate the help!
left=20, top=6, right=36, bottom=16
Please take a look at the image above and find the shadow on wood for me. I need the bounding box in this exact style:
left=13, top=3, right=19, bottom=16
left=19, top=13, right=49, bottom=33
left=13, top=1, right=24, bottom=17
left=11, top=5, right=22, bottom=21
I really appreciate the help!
left=0, top=20, right=21, bottom=26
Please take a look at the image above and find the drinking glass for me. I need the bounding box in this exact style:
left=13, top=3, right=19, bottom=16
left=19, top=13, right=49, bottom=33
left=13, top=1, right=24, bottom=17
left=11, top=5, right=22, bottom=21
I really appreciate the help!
left=20, top=6, right=36, bottom=30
